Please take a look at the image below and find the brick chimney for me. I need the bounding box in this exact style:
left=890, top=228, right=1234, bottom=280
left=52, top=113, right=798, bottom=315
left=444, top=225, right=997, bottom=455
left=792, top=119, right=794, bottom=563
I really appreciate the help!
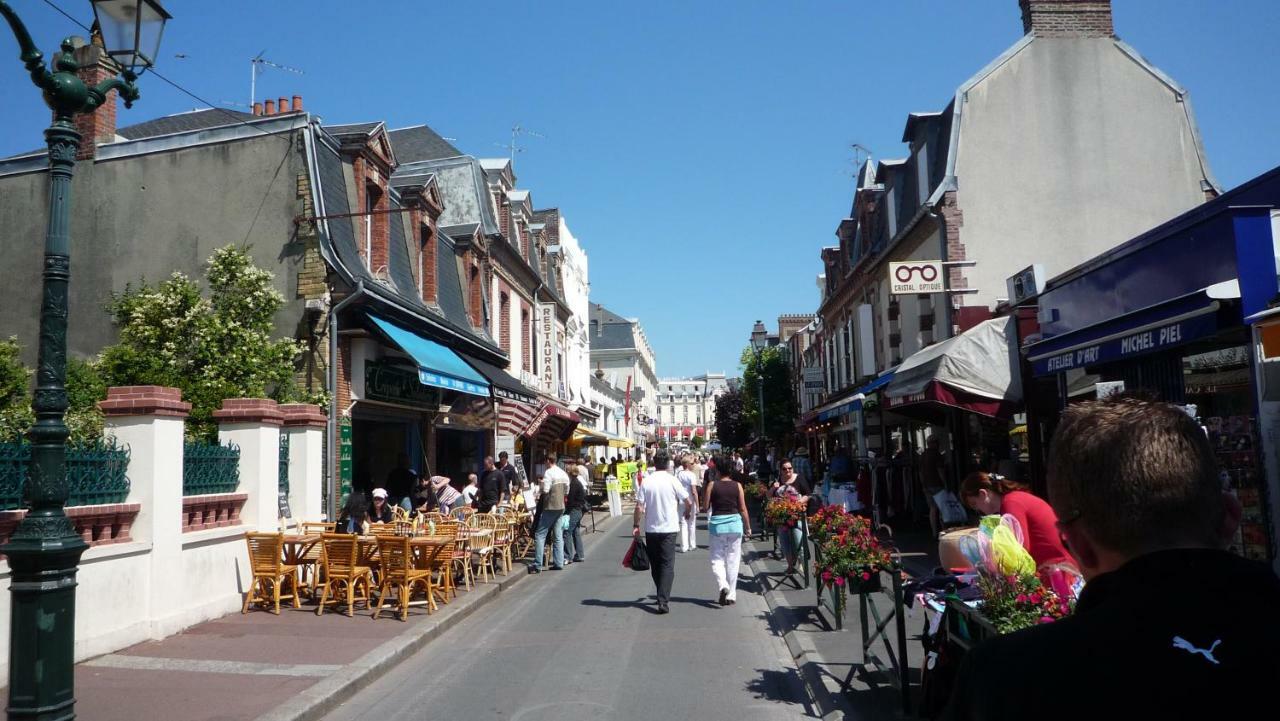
left=69, top=33, right=119, bottom=160
left=1019, top=0, right=1113, bottom=37
left=278, top=96, right=289, bottom=113
left=252, top=102, right=263, bottom=116
left=264, top=99, right=276, bottom=115
left=292, top=95, right=303, bottom=111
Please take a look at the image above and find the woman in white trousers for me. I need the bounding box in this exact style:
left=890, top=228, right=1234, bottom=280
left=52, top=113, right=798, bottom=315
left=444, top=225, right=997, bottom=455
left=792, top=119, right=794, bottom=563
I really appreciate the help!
left=676, top=455, right=701, bottom=552
left=703, top=459, right=751, bottom=605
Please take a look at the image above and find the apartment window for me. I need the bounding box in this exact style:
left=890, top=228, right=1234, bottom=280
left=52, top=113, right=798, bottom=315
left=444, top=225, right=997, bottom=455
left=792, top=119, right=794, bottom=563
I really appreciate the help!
left=499, top=292, right=511, bottom=352
left=364, top=182, right=383, bottom=267
left=885, top=185, right=898, bottom=238
left=916, top=142, right=931, bottom=202
left=522, top=308, right=531, bottom=372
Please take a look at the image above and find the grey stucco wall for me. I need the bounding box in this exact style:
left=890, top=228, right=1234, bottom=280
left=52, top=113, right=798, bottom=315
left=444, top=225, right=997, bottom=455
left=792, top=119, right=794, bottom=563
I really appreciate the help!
left=955, top=37, right=1212, bottom=310
left=0, top=131, right=311, bottom=365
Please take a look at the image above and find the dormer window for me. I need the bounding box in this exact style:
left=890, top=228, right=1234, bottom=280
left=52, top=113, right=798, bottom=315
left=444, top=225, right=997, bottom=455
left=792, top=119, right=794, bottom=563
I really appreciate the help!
left=364, top=181, right=384, bottom=269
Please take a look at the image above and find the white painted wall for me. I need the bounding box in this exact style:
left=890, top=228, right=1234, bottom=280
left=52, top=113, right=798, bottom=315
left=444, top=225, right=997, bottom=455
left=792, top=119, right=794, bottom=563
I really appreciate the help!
left=557, top=218, right=591, bottom=405
left=954, top=37, right=1211, bottom=311
left=0, top=405, right=322, bottom=681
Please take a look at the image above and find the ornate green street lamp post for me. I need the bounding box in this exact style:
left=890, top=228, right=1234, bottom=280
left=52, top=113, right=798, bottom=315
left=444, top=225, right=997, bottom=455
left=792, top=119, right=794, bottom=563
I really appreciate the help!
left=0, top=2, right=169, bottom=719
left=750, top=320, right=769, bottom=443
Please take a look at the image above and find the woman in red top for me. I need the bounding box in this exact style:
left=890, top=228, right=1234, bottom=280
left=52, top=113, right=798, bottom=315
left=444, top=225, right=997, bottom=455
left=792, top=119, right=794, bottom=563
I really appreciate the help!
left=960, top=472, right=1076, bottom=571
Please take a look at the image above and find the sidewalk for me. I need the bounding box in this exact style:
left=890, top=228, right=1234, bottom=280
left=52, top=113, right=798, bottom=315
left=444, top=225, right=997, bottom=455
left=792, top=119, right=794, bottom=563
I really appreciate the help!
left=744, top=526, right=939, bottom=720
left=72, top=509, right=629, bottom=721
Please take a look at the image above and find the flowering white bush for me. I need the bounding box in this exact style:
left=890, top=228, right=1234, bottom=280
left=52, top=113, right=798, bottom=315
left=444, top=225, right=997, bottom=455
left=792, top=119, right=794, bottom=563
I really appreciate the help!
left=99, top=245, right=319, bottom=440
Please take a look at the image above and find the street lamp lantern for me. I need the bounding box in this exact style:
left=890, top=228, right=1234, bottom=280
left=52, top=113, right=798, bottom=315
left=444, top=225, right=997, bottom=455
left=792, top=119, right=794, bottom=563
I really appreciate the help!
left=750, top=320, right=768, bottom=353
left=90, top=0, right=170, bottom=75
left=0, top=1, right=170, bottom=718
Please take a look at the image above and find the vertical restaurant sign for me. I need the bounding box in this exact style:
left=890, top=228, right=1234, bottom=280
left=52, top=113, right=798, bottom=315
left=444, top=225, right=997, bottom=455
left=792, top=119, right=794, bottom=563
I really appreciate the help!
left=539, top=303, right=555, bottom=393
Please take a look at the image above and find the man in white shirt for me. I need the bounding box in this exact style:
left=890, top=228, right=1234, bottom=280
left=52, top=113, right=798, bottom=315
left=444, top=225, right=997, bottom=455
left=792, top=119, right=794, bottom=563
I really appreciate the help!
left=676, top=454, right=701, bottom=552
left=633, top=452, right=690, bottom=613
left=530, top=453, right=572, bottom=573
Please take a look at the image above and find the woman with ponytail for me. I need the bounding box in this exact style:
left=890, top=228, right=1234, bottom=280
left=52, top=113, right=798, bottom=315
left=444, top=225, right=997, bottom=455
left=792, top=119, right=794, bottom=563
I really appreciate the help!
left=960, top=471, right=1075, bottom=571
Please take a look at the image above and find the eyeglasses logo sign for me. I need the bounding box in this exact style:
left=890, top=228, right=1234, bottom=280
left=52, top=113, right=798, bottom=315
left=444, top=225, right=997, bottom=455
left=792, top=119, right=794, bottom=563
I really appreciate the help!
left=888, top=261, right=945, bottom=294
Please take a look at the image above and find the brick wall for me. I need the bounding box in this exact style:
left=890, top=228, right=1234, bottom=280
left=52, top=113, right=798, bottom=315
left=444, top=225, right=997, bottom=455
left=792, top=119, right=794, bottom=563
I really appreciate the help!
left=351, top=157, right=389, bottom=274
left=421, top=222, right=438, bottom=303
left=1019, top=0, right=1113, bottom=37
left=940, top=190, right=967, bottom=334
left=498, top=193, right=510, bottom=238
left=72, top=42, right=117, bottom=161
left=295, top=172, right=329, bottom=394
left=468, top=263, right=483, bottom=328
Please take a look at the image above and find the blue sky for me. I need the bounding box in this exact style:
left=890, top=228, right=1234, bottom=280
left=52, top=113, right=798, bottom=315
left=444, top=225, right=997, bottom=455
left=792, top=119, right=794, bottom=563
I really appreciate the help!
left=2, top=1, right=1278, bottom=378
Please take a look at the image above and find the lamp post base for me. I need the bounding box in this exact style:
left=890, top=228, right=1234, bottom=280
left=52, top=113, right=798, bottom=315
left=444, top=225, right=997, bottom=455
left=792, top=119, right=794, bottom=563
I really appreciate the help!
left=3, top=514, right=86, bottom=721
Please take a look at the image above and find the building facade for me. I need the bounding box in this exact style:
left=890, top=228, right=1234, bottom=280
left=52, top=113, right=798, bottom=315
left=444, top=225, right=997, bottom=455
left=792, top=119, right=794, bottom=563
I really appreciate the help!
left=0, top=83, right=589, bottom=503
left=588, top=302, right=659, bottom=447
left=802, top=0, right=1219, bottom=465
left=656, top=373, right=729, bottom=444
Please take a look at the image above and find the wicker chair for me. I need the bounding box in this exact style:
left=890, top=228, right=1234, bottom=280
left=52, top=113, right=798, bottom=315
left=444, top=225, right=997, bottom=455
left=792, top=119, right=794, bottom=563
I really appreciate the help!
left=242, top=532, right=301, bottom=614
left=372, top=535, right=434, bottom=620
left=470, top=515, right=502, bottom=583
left=426, top=521, right=462, bottom=600
left=301, top=521, right=336, bottom=535
left=452, top=507, right=476, bottom=523
left=316, top=534, right=374, bottom=617
left=494, top=512, right=516, bottom=575
left=392, top=504, right=410, bottom=522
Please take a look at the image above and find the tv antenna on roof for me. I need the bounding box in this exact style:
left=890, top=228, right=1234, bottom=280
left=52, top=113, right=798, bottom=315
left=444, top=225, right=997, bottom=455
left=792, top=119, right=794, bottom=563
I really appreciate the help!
left=846, top=143, right=873, bottom=178
left=250, top=51, right=305, bottom=107
left=494, top=123, right=545, bottom=164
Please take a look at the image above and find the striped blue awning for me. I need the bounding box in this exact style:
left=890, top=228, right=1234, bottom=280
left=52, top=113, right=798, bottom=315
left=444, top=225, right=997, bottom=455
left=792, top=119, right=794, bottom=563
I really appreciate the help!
left=367, top=313, right=490, bottom=397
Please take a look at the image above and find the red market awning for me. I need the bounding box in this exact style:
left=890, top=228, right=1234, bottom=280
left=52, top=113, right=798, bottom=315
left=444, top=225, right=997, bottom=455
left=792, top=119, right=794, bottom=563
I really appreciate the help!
left=883, top=380, right=1019, bottom=419
left=497, top=397, right=540, bottom=438
left=525, top=401, right=581, bottom=441
left=883, top=316, right=1021, bottom=420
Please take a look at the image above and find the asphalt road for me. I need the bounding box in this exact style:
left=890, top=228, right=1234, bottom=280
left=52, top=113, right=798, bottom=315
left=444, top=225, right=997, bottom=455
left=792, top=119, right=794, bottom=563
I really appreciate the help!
left=318, top=520, right=813, bottom=721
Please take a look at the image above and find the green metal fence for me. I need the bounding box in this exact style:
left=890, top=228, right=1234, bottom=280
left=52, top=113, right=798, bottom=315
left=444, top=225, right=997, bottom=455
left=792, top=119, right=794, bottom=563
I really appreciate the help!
left=183, top=441, right=241, bottom=495
left=0, top=439, right=132, bottom=510
left=278, top=432, right=289, bottom=496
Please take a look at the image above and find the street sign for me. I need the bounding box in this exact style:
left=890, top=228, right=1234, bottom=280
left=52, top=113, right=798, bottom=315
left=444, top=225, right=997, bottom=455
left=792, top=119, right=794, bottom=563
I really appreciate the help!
left=889, top=261, right=945, bottom=294
left=803, top=367, right=825, bottom=391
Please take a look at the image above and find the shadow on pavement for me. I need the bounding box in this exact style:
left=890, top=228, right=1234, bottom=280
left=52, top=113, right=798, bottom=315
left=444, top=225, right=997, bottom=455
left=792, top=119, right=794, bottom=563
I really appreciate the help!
left=580, top=597, right=662, bottom=614
left=745, top=668, right=814, bottom=712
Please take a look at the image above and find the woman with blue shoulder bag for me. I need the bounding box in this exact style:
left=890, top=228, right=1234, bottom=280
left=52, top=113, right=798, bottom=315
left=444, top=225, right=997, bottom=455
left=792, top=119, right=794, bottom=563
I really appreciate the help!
left=702, top=457, right=752, bottom=606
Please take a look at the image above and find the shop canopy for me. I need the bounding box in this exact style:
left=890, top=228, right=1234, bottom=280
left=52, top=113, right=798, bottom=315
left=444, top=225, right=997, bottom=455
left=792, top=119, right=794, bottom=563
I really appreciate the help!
left=883, top=315, right=1021, bottom=419
left=1026, top=281, right=1240, bottom=378
left=572, top=428, right=634, bottom=448
left=367, top=313, right=490, bottom=397
left=572, top=427, right=609, bottom=445
left=810, top=372, right=897, bottom=422
left=459, top=353, right=539, bottom=405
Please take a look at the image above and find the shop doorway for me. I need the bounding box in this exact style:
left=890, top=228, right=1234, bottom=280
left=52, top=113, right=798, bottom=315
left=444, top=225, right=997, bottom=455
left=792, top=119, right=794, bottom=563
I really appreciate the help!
left=352, top=418, right=426, bottom=501
left=437, top=428, right=487, bottom=488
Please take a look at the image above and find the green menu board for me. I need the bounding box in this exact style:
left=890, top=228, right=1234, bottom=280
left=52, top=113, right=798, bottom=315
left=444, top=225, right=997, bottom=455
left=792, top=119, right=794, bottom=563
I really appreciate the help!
left=339, top=417, right=353, bottom=499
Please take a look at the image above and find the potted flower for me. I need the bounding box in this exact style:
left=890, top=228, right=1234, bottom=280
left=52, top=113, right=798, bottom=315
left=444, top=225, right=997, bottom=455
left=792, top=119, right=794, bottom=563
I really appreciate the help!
left=764, top=496, right=807, bottom=530
left=975, top=572, right=1072, bottom=635
left=809, top=505, right=894, bottom=626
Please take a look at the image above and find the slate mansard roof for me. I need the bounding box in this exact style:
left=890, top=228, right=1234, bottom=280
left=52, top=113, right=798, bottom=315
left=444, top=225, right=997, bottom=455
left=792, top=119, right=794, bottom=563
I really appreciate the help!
left=309, top=127, right=499, bottom=357
left=387, top=125, right=464, bottom=163
left=589, top=303, right=638, bottom=351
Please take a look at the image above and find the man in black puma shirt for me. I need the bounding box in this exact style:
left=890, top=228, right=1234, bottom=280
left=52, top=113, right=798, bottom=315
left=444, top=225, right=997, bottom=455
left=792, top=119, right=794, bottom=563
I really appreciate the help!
left=944, top=397, right=1280, bottom=720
